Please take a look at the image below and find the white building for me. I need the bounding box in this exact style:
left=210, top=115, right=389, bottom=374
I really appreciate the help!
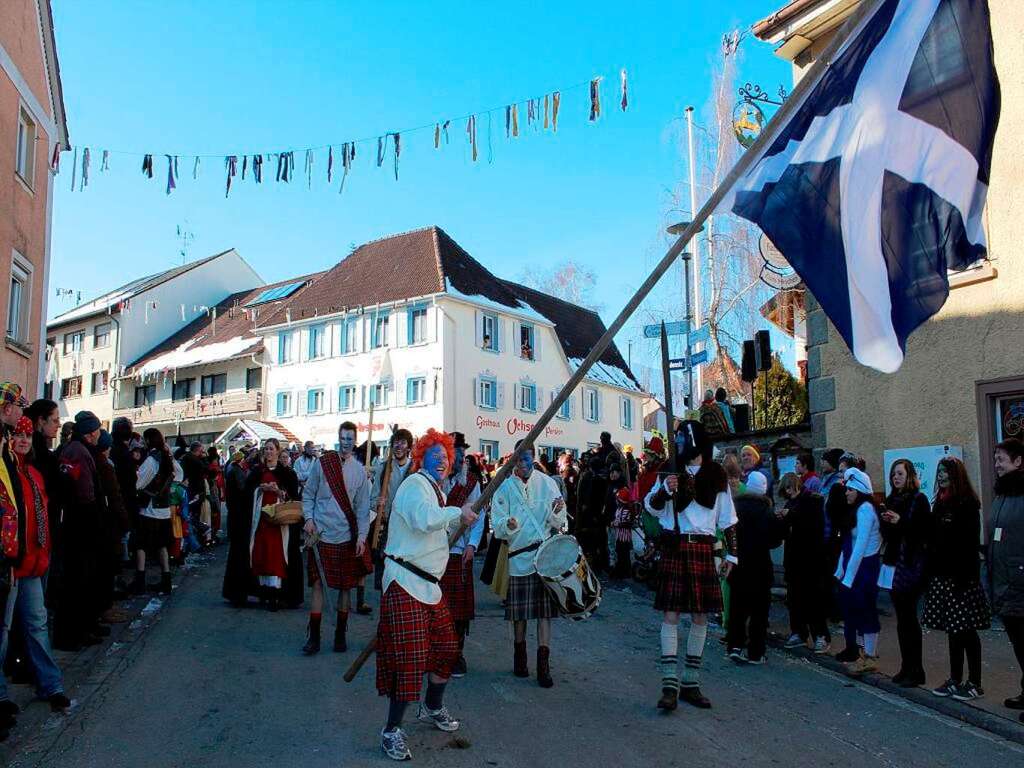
left=256, top=227, right=645, bottom=460
left=44, top=249, right=262, bottom=427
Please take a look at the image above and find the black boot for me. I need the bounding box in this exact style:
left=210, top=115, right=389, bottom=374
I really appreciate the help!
left=513, top=641, right=529, bottom=678
left=302, top=619, right=321, bottom=656
left=334, top=612, right=348, bottom=652
left=537, top=647, right=553, bottom=688
left=131, top=570, right=146, bottom=596
left=159, top=572, right=172, bottom=595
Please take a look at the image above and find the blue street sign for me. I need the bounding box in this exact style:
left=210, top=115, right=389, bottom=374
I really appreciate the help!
left=644, top=322, right=711, bottom=344
left=668, top=349, right=710, bottom=371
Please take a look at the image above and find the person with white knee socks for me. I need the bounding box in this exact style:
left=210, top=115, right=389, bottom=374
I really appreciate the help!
left=645, top=421, right=738, bottom=711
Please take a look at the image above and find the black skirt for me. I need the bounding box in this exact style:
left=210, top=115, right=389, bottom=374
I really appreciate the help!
left=136, top=514, right=173, bottom=553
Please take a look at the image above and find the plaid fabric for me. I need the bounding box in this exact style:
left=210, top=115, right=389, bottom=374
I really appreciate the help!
left=440, top=554, right=475, bottom=624
left=0, top=381, right=28, bottom=407
left=307, top=540, right=366, bottom=590
left=654, top=539, right=722, bottom=614
left=504, top=573, right=559, bottom=621
left=376, top=584, right=458, bottom=702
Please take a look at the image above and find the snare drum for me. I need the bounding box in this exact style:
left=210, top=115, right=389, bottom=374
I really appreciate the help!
left=534, top=534, right=601, bottom=620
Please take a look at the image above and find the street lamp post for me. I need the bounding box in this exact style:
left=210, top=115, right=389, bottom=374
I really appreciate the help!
left=666, top=222, right=703, bottom=413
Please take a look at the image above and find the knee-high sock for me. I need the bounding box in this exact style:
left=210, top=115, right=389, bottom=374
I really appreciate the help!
left=863, top=632, right=879, bottom=657
left=680, top=623, right=708, bottom=689
left=660, top=623, right=679, bottom=691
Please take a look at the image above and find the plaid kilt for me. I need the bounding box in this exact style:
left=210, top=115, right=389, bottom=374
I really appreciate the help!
left=375, top=584, right=458, bottom=702
left=504, top=573, right=560, bottom=621
left=440, top=555, right=475, bottom=624
left=655, top=539, right=722, bottom=614
left=306, top=541, right=367, bottom=590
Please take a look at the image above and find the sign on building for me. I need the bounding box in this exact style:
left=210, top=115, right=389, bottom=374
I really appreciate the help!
left=882, top=444, right=963, bottom=498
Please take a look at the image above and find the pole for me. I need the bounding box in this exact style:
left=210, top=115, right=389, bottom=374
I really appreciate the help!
left=682, top=251, right=694, bottom=413
left=685, top=106, right=703, bottom=399
left=660, top=322, right=676, bottom=473
left=343, top=0, right=884, bottom=681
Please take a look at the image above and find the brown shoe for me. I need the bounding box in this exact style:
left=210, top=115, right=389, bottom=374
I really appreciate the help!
left=679, top=687, right=712, bottom=709
left=513, top=641, right=529, bottom=677
left=657, top=687, right=679, bottom=711
left=537, top=647, right=553, bottom=688
left=101, top=607, right=132, bottom=624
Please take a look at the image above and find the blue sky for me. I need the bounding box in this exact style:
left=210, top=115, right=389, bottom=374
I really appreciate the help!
left=48, top=0, right=792, bottom=386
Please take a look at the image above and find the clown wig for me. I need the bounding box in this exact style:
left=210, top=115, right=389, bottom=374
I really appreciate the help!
left=411, top=428, right=455, bottom=476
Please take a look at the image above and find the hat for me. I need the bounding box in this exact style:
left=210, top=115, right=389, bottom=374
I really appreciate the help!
left=745, top=471, right=768, bottom=496
left=741, top=444, right=762, bottom=464
left=677, top=420, right=708, bottom=464
left=844, top=467, right=873, bottom=496
left=97, top=429, right=113, bottom=452
left=0, top=381, right=29, bottom=408
left=822, top=448, right=845, bottom=469
left=645, top=435, right=666, bottom=458
left=451, top=431, right=469, bottom=450
left=616, top=487, right=632, bottom=505
left=623, top=444, right=634, bottom=455
left=74, top=410, right=102, bottom=435
left=13, top=416, right=33, bottom=436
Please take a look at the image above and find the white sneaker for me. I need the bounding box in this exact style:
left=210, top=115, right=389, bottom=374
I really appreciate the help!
left=381, top=728, right=412, bottom=761
left=784, top=634, right=805, bottom=649
left=739, top=650, right=766, bottom=665
left=417, top=703, right=460, bottom=732
left=813, top=637, right=831, bottom=655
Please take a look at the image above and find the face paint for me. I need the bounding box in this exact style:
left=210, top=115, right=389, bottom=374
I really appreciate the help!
left=422, top=444, right=448, bottom=482
left=453, top=446, right=466, bottom=476
left=392, top=439, right=410, bottom=462
left=338, top=429, right=356, bottom=456
left=516, top=450, right=534, bottom=479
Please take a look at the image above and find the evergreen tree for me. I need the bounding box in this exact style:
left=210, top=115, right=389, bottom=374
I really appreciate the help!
left=752, top=354, right=808, bottom=429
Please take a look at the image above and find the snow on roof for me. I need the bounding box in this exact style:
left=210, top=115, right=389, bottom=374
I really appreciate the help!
left=133, top=335, right=261, bottom=378
left=444, top=285, right=550, bottom=324
left=569, top=357, right=643, bottom=393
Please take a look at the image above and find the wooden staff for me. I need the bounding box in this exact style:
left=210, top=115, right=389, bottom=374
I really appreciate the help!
left=370, top=427, right=397, bottom=553
left=344, top=0, right=882, bottom=683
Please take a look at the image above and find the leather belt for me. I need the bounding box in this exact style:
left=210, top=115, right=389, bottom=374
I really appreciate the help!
left=385, top=554, right=440, bottom=584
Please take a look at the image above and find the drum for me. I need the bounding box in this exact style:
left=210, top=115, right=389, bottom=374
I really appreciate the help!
left=534, top=534, right=601, bottom=620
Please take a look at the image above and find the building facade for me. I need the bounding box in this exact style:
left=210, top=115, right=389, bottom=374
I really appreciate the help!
left=753, top=0, right=1024, bottom=504
left=45, top=249, right=262, bottom=427
left=1, top=0, right=69, bottom=395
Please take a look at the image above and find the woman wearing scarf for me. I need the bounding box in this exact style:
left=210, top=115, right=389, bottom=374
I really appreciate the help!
left=244, top=439, right=300, bottom=611
left=922, top=457, right=990, bottom=701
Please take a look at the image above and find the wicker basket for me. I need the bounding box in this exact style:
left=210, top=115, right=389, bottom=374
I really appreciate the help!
left=262, top=501, right=304, bottom=526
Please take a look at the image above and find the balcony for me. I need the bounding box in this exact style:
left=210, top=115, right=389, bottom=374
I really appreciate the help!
left=115, top=390, right=262, bottom=427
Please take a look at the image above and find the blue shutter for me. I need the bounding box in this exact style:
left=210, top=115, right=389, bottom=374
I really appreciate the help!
left=277, top=332, right=286, bottom=364
left=406, top=378, right=414, bottom=404
left=407, top=310, right=415, bottom=345
left=307, top=390, right=316, bottom=413
left=276, top=392, right=285, bottom=415
left=307, top=329, right=315, bottom=360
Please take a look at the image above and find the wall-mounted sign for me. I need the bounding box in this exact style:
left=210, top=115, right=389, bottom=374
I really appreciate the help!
left=758, top=233, right=802, bottom=290
left=882, top=444, right=963, bottom=498
left=732, top=101, right=765, bottom=149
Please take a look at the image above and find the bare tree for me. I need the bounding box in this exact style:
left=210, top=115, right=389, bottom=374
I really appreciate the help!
left=517, top=259, right=605, bottom=312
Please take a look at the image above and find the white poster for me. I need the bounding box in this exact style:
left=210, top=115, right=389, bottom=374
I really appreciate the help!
left=882, top=444, right=963, bottom=497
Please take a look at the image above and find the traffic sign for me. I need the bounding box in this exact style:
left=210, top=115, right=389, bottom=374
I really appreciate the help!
left=668, top=349, right=710, bottom=370
left=644, top=322, right=710, bottom=345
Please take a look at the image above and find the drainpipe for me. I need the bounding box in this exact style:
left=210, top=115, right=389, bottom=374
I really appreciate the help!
left=110, top=312, right=122, bottom=422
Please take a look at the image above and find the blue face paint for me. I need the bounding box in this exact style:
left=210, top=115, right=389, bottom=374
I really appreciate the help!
left=423, top=444, right=448, bottom=482
left=453, top=447, right=466, bottom=476
left=338, top=429, right=356, bottom=456
left=517, top=450, right=534, bottom=478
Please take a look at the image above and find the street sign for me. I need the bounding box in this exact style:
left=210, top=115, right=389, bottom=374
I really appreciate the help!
left=668, top=349, right=710, bottom=370
left=644, top=322, right=710, bottom=344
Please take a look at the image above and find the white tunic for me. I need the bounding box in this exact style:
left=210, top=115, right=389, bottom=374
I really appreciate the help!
left=382, top=472, right=463, bottom=605
left=491, top=471, right=566, bottom=577
left=643, top=477, right=739, bottom=564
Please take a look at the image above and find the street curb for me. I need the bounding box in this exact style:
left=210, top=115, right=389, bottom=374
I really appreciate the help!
left=766, top=635, right=1024, bottom=747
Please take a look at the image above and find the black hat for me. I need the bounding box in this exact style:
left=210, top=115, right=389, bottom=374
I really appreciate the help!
left=822, top=448, right=845, bottom=469
left=676, top=419, right=708, bottom=464
left=74, top=410, right=102, bottom=436
left=451, top=431, right=469, bottom=449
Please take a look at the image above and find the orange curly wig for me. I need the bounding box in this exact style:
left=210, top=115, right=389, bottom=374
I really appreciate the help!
left=411, top=428, right=455, bottom=476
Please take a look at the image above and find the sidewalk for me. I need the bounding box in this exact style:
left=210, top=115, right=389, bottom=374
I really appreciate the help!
left=766, top=589, right=1024, bottom=742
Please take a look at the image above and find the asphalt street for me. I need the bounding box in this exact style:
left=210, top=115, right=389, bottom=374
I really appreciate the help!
left=10, top=550, right=1024, bottom=768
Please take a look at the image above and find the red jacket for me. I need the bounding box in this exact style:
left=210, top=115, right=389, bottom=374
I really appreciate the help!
left=14, top=463, right=50, bottom=579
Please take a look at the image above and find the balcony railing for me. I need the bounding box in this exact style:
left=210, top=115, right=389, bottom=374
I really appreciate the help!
left=115, top=390, right=262, bottom=426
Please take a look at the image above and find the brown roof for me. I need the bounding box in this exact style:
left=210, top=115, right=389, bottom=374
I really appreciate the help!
left=256, top=226, right=640, bottom=390
left=125, top=273, right=324, bottom=373
left=752, top=0, right=830, bottom=39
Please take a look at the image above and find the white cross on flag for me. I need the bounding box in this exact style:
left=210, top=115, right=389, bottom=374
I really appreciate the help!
left=730, top=0, right=1000, bottom=372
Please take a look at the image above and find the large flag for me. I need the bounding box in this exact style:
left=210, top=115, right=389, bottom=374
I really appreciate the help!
left=731, top=0, right=1000, bottom=372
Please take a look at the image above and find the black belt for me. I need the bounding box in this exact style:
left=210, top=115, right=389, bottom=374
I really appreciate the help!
left=661, top=532, right=716, bottom=544
left=386, top=555, right=440, bottom=584
left=509, top=540, right=542, bottom=558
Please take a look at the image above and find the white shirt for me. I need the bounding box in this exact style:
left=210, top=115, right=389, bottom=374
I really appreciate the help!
left=293, top=453, right=317, bottom=485
left=442, top=470, right=484, bottom=555
left=835, top=501, right=882, bottom=587
left=383, top=471, right=463, bottom=604
left=643, top=477, right=739, bottom=564
left=302, top=453, right=370, bottom=544
left=490, top=471, right=566, bottom=577
left=136, top=455, right=182, bottom=520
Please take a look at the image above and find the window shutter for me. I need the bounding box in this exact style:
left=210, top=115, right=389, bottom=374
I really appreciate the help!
left=513, top=383, right=520, bottom=410
left=406, top=377, right=413, bottom=405
left=472, top=377, right=479, bottom=406
left=307, top=330, right=314, bottom=360
left=276, top=392, right=284, bottom=414
left=474, top=311, right=483, bottom=347
left=307, top=390, right=316, bottom=413
left=597, top=390, right=604, bottom=422
left=277, top=333, right=285, bottom=364
left=498, top=318, right=506, bottom=353
left=497, top=382, right=505, bottom=409
left=535, top=386, right=543, bottom=412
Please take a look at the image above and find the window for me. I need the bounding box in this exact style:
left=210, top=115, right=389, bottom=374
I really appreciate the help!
left=519, top=324, right=535, bottom=361
left=7, top=254, right=32, bottom=344
left=172, top=378, right=195, bottom=401
left=477, top=376, right=497, bottom=410
left=557, top=396, right=572, bottom=421
left=94, top=322, right=111, bottom=349
left=275, top=391, right=292, bottom=417
left=406, top=377, right=427, bottom=405
left=246, top=367, right=262, bottom=392
left=368, top=383, right=387, bottom=408
left=338, top=384, right=357, bottom=413
left=620, top=396, right=634, bottom=430
left=63, top=330, right=84, bottom=356
left=584, top=387, right=600, bottom=422
left=42, top=381, right=53, bottom=400
left=277, top=331, right=293, bottom=364
left=308, top=325, right=326, bottom=359
left=307, top=388, right=325, bottom=414
left=91, top=371, right=109, bottom=395
left=480, top=440, right=500, bottom=464
left=61, top=376, right=83, bottom=399
left=340, top=318, right=357, bottom=354
left=371, top=313, right=390, bottom=349
left=134, top=384, right=156, bottom=407
left=244, top=281, right=304, bottom=307
left=518, top=383, right=537, bottom=413
left=481, top=313, right=498, bottom=352
left=408, top=305, right=428, bottom=345
left=200, top=372, right=227, bottom=397
left=16, top=108, right=35, bottom=187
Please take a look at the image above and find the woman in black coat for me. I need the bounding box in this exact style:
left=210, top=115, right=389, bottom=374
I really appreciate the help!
left=778, top=473, right=831, bottom=652
left=881, top=459, right=932, bottom=687
left=222, top=450, right=256, bottom=606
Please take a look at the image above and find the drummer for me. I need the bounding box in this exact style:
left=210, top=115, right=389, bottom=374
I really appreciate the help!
left=490, top=440, right=567, bottom=688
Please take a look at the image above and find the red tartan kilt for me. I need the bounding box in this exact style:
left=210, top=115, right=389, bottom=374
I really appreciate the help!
left=654, top=539, right=722, bottom=614
left=439, top=555, right=475, bottom=624
left=375, top=584, right=458, bottom=702
left=307, top=541, right=369, bottom=590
